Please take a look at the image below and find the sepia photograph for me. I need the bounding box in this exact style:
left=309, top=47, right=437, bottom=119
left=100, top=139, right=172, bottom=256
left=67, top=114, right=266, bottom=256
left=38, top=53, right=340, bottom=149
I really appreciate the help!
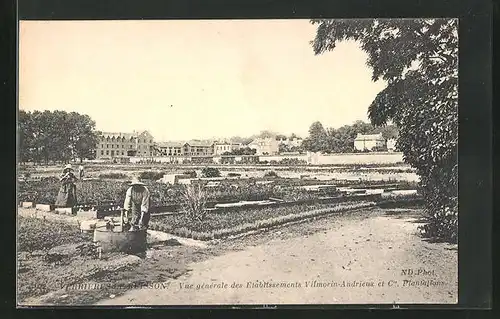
left=17, top=18, right=459, bottom=306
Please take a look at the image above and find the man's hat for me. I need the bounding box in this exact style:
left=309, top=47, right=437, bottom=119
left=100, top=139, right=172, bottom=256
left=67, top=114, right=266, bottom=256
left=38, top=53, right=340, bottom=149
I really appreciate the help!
left=129, top=177, right=145, bottom=186
left=64, top=164, right=73, bottom=171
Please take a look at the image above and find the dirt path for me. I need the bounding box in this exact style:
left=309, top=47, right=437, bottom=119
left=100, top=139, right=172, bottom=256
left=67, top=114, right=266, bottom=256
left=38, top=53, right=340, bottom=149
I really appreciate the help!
left=96, top=208, right=457, bottom=305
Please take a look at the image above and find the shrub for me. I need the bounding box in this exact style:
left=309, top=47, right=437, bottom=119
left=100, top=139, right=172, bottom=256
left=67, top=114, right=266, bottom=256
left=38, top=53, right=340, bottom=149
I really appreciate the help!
left=227, top=173, right=241, bottom=177
left=372, top=145, right=388, bottom=152
left=181, top=184, right=208, bottom=221
left=201, top=167, right=221, bottom=178
left=99, top=172, right=127, bottom=179
left=264, top=171, right=279, bottom=178
left=183, top=170, right=197, bottom=178
left=139, top=171, right=164, bottom=181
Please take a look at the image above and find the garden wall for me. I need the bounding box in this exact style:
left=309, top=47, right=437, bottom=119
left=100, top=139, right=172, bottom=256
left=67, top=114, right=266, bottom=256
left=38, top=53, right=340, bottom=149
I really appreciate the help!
left=124, top=152, right=404, bottom=166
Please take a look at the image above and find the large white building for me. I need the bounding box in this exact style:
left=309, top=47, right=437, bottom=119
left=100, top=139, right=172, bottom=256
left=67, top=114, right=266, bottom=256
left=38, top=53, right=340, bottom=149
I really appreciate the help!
left=353, top=133, right=386, bottom=151
left=96, top=130, right=154, bottom=160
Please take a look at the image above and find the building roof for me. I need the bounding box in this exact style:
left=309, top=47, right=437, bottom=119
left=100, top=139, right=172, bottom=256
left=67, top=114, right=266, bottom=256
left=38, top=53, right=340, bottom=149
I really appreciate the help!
left=157, top=141, right=184, bottom=148
left=354, top=133, right=384, bottom=141
left=185, top=140, right=214, bottom=147
left=215, top=141, right=241, bottom=146
left=100, top=132, right=136, bottom=140
left=100, top=130, right=153, bottom=140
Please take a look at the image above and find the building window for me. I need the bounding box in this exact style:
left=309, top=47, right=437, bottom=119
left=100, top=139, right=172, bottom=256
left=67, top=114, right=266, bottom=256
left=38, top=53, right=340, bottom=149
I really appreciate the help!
left=106, top=144, right=109, bottom=148
left=112, top=145, right=114, bottom=148
left=101, top=150, right=104, bottom=155
left=106, top=150, right=109, bottom=155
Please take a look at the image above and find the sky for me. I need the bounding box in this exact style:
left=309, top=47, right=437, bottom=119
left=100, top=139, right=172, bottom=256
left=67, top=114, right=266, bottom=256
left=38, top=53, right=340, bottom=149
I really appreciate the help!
left=19, top=19, right=387, bottom=141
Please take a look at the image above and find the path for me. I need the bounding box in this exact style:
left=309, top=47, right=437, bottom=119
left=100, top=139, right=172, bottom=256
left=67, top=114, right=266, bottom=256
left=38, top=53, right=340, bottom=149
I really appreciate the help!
left=97, top=209, right=457, bottom=305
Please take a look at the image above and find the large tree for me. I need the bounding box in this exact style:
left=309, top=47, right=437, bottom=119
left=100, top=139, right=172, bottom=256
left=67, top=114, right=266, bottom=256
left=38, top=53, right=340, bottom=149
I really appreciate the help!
left=18, top=110, right=34, bottom=163
left=66, top=112, right=100, bottom=162
left=18, top=110, right=100, bottom=164
left=311, top=18, right=458, bottom=242
left=302, top=121, right=329, bottom=153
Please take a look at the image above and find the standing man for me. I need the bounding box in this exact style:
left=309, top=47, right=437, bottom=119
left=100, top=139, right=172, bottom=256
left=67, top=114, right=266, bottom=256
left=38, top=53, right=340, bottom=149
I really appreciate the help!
left=78, top=165, right=85, bottom=179
left=123, top=177, right=151, bottom=230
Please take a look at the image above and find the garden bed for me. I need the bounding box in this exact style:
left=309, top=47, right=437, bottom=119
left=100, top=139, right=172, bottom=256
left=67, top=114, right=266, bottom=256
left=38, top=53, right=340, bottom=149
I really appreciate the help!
left=148, top=201, right=377, bottom=241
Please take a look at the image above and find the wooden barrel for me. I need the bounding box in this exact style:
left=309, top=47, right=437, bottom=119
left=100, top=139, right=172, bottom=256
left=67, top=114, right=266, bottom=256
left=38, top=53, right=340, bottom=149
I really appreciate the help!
left=93, top=226, right=147, bottom=254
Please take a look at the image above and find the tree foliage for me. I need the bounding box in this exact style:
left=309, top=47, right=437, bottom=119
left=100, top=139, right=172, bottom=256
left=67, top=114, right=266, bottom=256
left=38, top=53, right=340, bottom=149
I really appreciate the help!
left=311, top=18, right=458, bottom=242
left=302, top=121, right=329, bottom=152
left=302, top=120, right=398, bottom=154
left=257, top=130, right=277, bottom=139
left=18, top=110, right=100, bottom=164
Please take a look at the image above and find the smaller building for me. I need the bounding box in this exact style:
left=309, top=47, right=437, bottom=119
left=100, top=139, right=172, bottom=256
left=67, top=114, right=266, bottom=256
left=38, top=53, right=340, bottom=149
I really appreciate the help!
left=248, top=138, right=279, bottom=156
left=277, top=137, right=303, bottom=148
left=353, top=133, right=386, bottom=151
left=155, top=142, right=184, bottom=156
left=184, top=140, right=214, bottom=157
left=214, top=141, right=242, bottom=156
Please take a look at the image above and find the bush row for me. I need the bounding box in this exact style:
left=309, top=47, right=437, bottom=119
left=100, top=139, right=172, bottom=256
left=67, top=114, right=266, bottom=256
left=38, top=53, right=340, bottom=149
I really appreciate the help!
left=98, top=172, right=128, bottom=179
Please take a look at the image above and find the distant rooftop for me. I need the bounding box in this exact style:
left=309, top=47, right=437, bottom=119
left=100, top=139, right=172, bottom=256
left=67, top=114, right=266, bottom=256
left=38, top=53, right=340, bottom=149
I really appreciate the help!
left=99, top=130, right=151, bottom=139
left=156, top=140, right=215, bottom=147
left=354, top=133, right=384, bottom=141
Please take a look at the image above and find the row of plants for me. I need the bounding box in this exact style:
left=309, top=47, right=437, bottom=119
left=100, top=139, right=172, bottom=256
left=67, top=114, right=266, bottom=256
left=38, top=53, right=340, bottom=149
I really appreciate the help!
left=98, top=172, right=128, bottom=179
left=135, top=168, right=220, bottom=181
left=259, top=158, right=308, bottom=166
left=149, top=201, right=376, bottom=241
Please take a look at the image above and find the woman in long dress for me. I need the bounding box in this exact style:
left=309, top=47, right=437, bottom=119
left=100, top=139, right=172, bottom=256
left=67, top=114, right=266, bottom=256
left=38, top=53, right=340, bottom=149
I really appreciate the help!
left=55, top=164, right=78, bottom=207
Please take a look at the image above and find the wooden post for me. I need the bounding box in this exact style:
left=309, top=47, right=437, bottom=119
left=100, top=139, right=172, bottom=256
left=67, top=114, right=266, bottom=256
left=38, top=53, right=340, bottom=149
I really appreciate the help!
left=120, top=209, right=124, bottom=230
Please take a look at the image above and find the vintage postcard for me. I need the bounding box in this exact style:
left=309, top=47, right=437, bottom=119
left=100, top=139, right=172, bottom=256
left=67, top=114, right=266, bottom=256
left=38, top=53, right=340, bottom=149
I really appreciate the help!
left=17, top=18, right=459, bottom=306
